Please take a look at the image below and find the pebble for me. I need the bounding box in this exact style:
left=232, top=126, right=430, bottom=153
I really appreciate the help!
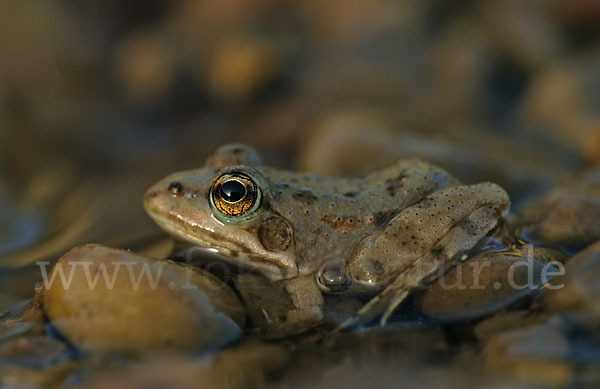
left=516, top=167, right=600, bottom=251
left=413, top=251, right=553, bottom=321
left=484, top=315, right=600, bottom=387
left=42, top=244, right=245, bottom=353
left=81, top=341, right=288, bottom=389
left=544, top=240, right=600, bottom=326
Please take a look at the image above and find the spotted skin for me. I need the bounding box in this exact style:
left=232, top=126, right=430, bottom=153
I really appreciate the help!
left=144, top=144, right=510, bottom=331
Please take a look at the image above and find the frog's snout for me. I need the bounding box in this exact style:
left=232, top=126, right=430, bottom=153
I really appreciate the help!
left=143, top=186, right=162, bottom=216
left=143, top=180, right=173, bottom=217
left=144, top=188, right=159, bottom=201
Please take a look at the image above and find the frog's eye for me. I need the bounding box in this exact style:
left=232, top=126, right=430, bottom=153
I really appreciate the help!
left=210, top=172, right=261, bottom=218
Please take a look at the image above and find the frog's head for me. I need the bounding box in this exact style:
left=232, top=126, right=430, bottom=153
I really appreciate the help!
left=144, top=144, right=298, bottom=281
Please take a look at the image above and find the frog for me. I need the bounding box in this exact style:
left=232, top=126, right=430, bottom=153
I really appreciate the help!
left=144, top=143, right=510, bottom=333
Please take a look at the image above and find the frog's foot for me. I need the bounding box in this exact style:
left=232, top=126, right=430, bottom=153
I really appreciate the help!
left=337, top=273, right=418, bottom=330
left=282, top=307, right=323, bottom=335
left=266, top=275, right=324, bottom=338
left=337, top=287, right=410, bottom=330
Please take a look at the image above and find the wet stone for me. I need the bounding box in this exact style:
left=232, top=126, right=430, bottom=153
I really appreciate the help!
left=0, top=335, right=71, bottom=369
left=0, top=334, right=77, bottom=388
left=544, top=240, right=600, bottom=327
left=532, top=194, right=600, bottom=251
left=42, top=244, right=245, bottom=353
left=474, top=310, right=552, bottom=341
left=484, top=315, right=600, bottom=387
left=413, top=251, right=554, bottom=321
left=80, top=340, right=289, bottom=389
left=0, top=321, right=35, bottom=343
left=515, top=167, right=600, bottom=251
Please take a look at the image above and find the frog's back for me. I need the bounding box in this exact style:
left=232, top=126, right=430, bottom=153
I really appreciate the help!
left=262, top=159, right=459, bottom=275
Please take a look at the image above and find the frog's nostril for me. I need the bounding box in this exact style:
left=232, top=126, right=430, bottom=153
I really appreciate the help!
left=167, top=182, right=184, bottom=197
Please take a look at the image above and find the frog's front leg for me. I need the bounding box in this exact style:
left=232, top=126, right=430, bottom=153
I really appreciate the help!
left=340, top=183, right=510, bottom=329
left=274, top=275, right=324, bottom=336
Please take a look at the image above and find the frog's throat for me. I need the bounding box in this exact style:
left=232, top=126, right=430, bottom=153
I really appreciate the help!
left=147, top=212, right=297, bottom=280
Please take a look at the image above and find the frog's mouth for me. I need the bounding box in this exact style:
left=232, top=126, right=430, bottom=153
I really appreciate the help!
left=145, top=210, right=298, bottom=281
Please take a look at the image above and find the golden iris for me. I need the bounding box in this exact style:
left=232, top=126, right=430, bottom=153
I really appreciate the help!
left=211, top=172, right=259, bottom=217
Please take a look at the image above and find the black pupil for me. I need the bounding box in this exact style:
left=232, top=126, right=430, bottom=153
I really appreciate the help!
left=220, top=180, right=246, bottom=202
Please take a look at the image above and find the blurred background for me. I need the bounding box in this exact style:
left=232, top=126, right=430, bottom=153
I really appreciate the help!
left=1, top=0, right=600, bottom=385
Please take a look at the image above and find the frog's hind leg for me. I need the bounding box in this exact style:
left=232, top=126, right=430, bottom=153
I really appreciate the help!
left=338, top=204, right=503, bottom=330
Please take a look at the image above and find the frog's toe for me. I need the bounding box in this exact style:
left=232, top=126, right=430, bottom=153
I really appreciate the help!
left=380, top=290, right=409, bottom=326
left=336, top=287, right=410, bottom=330
left=336, top=308, right=374, bottom=331
left=264, top=308, right=323, bottom=339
